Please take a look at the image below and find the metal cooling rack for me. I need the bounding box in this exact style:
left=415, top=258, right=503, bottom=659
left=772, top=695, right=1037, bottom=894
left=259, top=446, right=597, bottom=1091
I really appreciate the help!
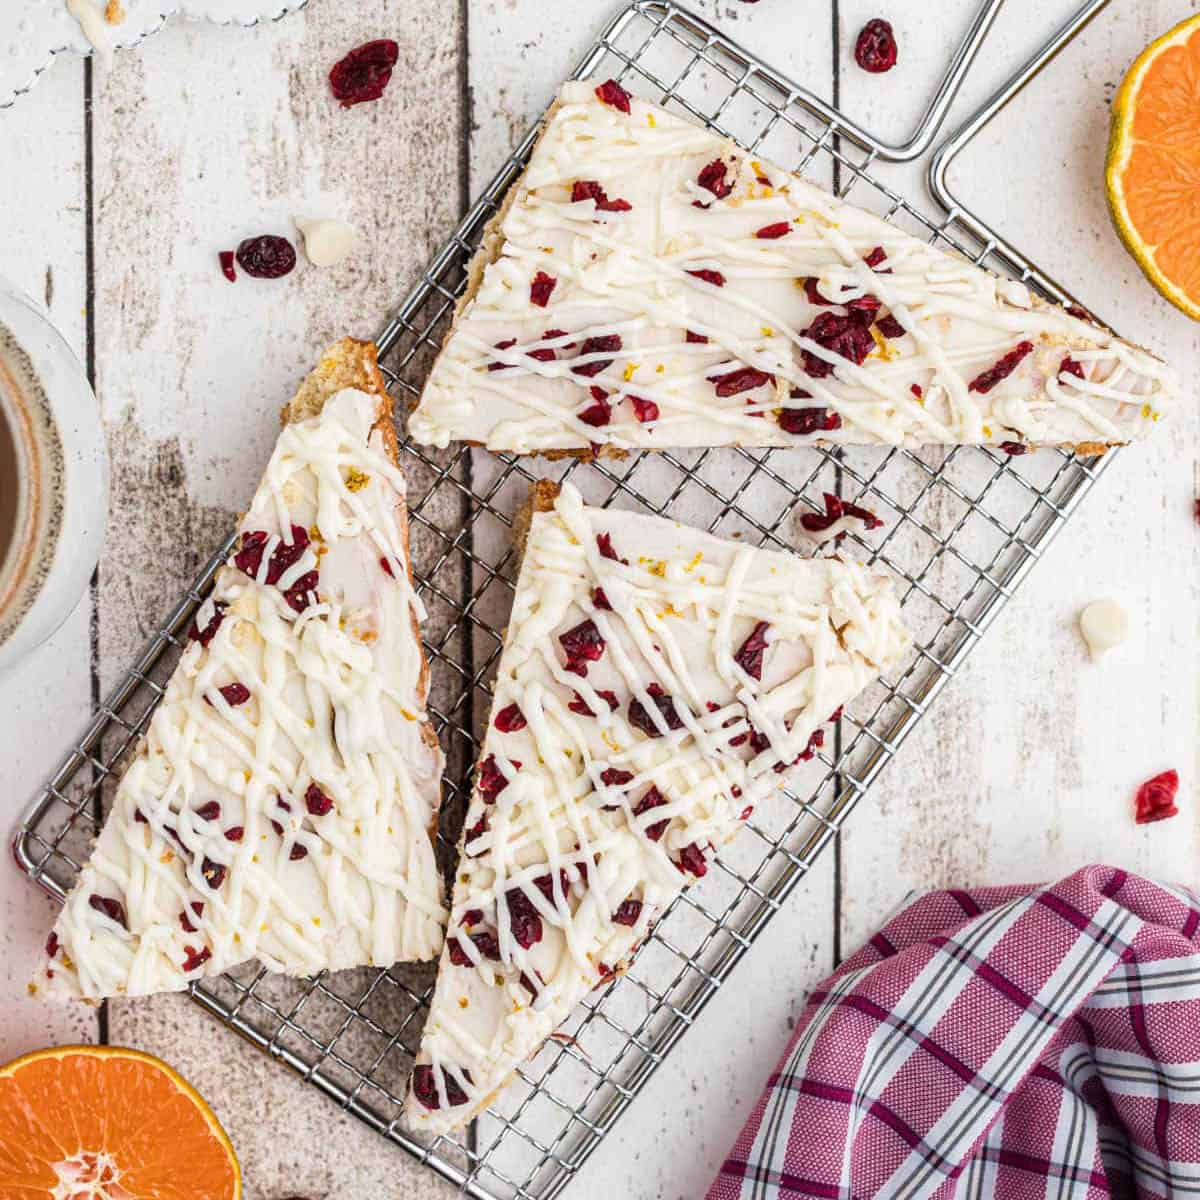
left=14, top=2, right=1123, bottom=1197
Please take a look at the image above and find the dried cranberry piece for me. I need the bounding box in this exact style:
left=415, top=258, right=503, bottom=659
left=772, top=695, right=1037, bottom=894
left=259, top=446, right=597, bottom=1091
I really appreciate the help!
left=412, top=1064, right=472, bottom=1110
left=734, top=621, right=771, bottom=681
left=470, top=931, right=502, bottom=961
left=234, top=530, right=268, bottom=578
left=487, top=338, right=518, bottom=371
left=182, top=946, right=212, bottom=973
left=802, top=312, right=875, bottom=377
left=629, top=686, right=684, bottom=737
left=224, top=825, right=244, bottom=843
left=591, top=587, right=613, bottom=612
left=264, top=524, right=310, bottom=585
left=188, top=600, right=228, bottom=647
left=968, top=341, right=1034, bottom=394
left=530, top=271, right=557, bottom=308
left=560, top=618, right=606, bottom=675
left=88, top=894, right=127, bottom=929
left=685, top=330, right=709, bottom=344
left=179, top=902, right=204, bottom=933
left=633, top=786, right=670, bottom=841
left=305, top=782, right=334, bottom=816
left=595, top=78, right=632, bottom=114
left=708, top=366, right=773, bottom=397
left=195, top=801, right=221, bottom=821
left=755, top=222, right=791, bottom=240
left=283, top=570, right=320, bottom=614
left=464, top=811, right=489, bottom=847
left=462, top=908, right=484, bottom=927
left=494, top=703, right=527, bottom=733
left=600, top=767, right=635, bottom=788
left=739, top=804, right=754, bottom=821
left=676, top=843, right=708, bottom=877
left=289, top=843, right=308, bottom=862
left=845, top=293, right=882, bottom=321
left=999, top=441, right=1028, bottom=456
left=478, top=754, right=520, bottom=802
left=134, top=809, right=148, bottom=824
left=506, top=889, right=544, bottom=949
left=218, top=251, right=236, bottom=283
left=45, top=931, right=59, bottom=958
left=800, top=492, right=883, bottom=535
left=697, top=159, right=732, bottom=200
left=571, top=180, right=632, bottom=213
left=328, top=38, right=399, bottom=108
left=779, top=405, right=842, bottom=436
left=803, top=278, right=833, bottom=307
left=218, top=683, right=250, bottom=708
left=569, top=689, right=619, bottom=717
left=201, top=858, right=227, bottom=890
left=1059, top=356, right=1085, bottom=381
left=855, top=18, right=898, bottom=73
left=380, top=556, right=396, bottom=580
left=1135, top=769, right=1180, bottom=824
left=578, top=386, right=612, bottom=427
left=875, top=314, right=906, bottom=339
left=911, top=384, right=924, bottom=399
left=1066, top=303, right=1097, bottom=323
left=631, top=395, right=660, bottom=423
left=596, top=531, right=625, bottom=562
left=236, top=236, right=297, bottom=280
left=613, top=898, right=643, bottom=926
left=863, top=246, right=888, bottom=270
left=447, top=936, right=471, bottom=967
left=687, top=268, right=726, bottom=287
left=572, top=334, right=623, bottom=378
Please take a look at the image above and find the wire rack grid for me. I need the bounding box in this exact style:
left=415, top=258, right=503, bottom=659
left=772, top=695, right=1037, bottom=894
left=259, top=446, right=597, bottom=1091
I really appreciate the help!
left=14, top=3, right=1122, bottom=1198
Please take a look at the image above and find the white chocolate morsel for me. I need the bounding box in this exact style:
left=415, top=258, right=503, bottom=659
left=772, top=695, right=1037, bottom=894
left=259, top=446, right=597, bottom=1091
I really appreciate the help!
left=35, top=387, right=446, bottom=1000
left=1079, top=598, right=1129, bottom=659
left=410, top=80, right=1174, bottom=455
left=403, top=482, right=910, bottom=1133
left=294, top=217, right=358, bottom=268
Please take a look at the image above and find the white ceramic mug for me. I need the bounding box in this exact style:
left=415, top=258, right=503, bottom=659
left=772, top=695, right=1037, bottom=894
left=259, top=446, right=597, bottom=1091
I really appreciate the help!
left=0, top=278, right=107, bottom=675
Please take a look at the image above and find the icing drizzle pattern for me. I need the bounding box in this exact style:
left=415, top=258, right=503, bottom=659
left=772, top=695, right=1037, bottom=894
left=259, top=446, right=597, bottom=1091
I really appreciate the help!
left=410, top=81, right=1174, bottom=454
left=37, top=388, right=446, bottom=1000
left=405, top=482, right=910, bottom=1131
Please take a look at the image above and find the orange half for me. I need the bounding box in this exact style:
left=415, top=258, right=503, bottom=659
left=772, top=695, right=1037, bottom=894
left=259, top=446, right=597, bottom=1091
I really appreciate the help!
left=0, top=1045, right=240, bottom=1199
left=1107, top=12, right=1200, bottom=319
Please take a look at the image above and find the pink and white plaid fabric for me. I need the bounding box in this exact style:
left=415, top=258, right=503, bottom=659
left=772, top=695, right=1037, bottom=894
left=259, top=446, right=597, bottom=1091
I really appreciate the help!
left=708, top=865, right=1200, bottom=1200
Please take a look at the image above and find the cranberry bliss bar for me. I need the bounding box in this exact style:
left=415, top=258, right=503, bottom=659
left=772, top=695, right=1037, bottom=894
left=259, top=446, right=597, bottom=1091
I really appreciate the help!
left=36, top=340, right=447, bottom=1000
left=404, top=481, right=910, bottom=1132
left=409, top=79, right=1174, bottom=456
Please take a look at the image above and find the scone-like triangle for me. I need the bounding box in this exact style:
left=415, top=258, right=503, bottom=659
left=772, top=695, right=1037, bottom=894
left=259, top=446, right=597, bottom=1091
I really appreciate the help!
left=404, top=482, right=910, bottom=1132
left=36, top=339, right=447, bottom=1000
left=410, top=79, right=1174, bottom=455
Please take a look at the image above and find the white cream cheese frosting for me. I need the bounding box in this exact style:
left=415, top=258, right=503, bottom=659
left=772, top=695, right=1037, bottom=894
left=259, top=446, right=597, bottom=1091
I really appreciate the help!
left=404, top=481, right=910, bottom=1133
left=409, top=80, right=1174, bottom=455
left=36, top=386, right=446, bottom=1000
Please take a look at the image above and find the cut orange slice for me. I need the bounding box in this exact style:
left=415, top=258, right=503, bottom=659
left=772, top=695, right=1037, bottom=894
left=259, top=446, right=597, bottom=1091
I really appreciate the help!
left=0, top=1045, right=240, bottom=1198
left=1107, top=13, right=1200, bottom=319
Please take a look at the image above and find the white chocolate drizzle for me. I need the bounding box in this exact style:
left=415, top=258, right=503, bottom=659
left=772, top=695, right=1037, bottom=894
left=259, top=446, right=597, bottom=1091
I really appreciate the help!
left=410, top=81, right=1174, bottom=454
left=404, top=482, right=910, bottom=1132
left=37, top=388, right=446, bottom=1000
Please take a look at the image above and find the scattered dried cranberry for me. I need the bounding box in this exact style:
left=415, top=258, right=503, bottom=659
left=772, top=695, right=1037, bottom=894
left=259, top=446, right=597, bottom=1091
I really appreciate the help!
left=218, top=251, right=236, bottom=283
left=572, top=334, right=623, bottom=377
left=236, top=236, right=296, bottom=280
left=803, top=278, right=833, bottom=307
left=592, top=587, right=612, bottom=611
left=613, top=898, right=643, bottom=926
left=802, top=312, right=875, bottom=377
left=685, top=330, right=709, bottom=344
left=1135, top=769, right=1180, bottom=825
left=800, top=492, right=883, bottom=535
left=379, top=556, right=396, bottom=580
left=676, top=843, right=708, bottom=877
left=201, top=858, right=227, bottom=890
left=88, top=894, right=127, bottom=929
left=855, top=19, right=898, bottom=73
left=182, top=946, right=212, bottom=973
left=530, top=271, right=557, bottom=308
left=188, top=600, right=227, bottom=648
left=506, top=889, right=544, bottom=949
left=875, top=314, right=906, bottom=340
left=998, top=441, right=1028, bottom=456
left=845, top=293, right=882, bottom=321
left=628, top=685, right=684, bottom=737
left=687, top=268, right=726, bottom=288
left=179, top=902, right=204, bottom=933
left=411, top=1063, right=472, bottom=1110
left=697, top=159, right=732, bottom=200
left=45, top=931, right=59, bottom=958
left=195, top=801, right=221, bottom=821
left=305, top=782, right=334, bottom=816
left=134, top=809, right=148, bottom=824
left=863, top=246, right=888, bottom=270
left=631, top=395, right=660, bottom=423
left=478, top=754, right=520, bottom=802
left=267, top=524, right=310, bottom=584
left=464, top=809, right=489, bottom=848
left=569, top=689, right=619, bottom=717
left=289, top=842, right=308, bottom=861
left=234, top=530, right=268, bottom=578
left=579, top=386, right=612, bottom=427
left=487, top=338, right=518, bottom=372
left=597, top=531, right=624, bottom=562
left=224, top=825, right=244, bottom=843
left=218, top=683, right=250, bottom=708
left=494, top=703, right=527, bottom=733
left=709, top=366, right=773, bottom=397
left=734, top=621, right=772, bottom=681
left=283, top=570, right=320, bottom=614
left=560, top=618, right=606, bottom=675
left=595, top=78, right=632, bottom=114
left=600, top=767, right=635, bottom=789
left=755, top=222, right=791, bottom=240
left=779, top=404, right=842, bottom=436
left=572, top=180, right=632, bottom=213
left=633, top=786, right=670, bottom=841
left=968, top=341, right=1033, bottom=394
left=1059, top=356, right=1085, bottom=381
left=328, top=38, right=399, bottom=108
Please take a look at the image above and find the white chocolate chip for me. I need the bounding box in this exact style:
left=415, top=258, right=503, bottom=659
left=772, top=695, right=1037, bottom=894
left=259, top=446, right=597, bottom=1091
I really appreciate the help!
left=1078, top=598, right=1129, bottom=660
left=293, top=217, right=357, bottom=268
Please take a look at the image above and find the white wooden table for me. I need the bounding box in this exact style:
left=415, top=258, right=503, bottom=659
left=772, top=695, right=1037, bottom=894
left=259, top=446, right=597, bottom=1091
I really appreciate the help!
left=1, top=2, right=1196, bottom=1197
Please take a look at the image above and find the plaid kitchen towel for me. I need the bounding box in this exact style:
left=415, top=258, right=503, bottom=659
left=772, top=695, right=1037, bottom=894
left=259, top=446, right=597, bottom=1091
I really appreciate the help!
left=708, top=864, right=1200, bottom=1200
